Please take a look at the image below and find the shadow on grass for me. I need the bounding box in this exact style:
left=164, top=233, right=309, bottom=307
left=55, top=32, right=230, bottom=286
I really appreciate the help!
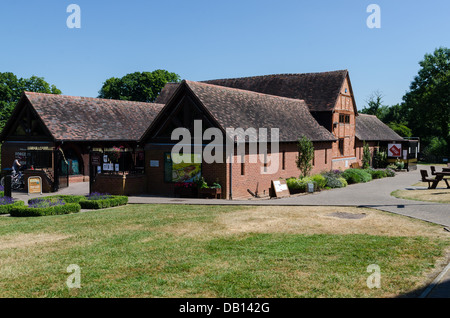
left=397, top=277, right=450, bottom=298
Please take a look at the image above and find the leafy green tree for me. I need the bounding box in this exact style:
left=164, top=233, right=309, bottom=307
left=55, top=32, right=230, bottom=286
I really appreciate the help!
left=402, top=47, right=450, bottom=155
left=362, top=142, right=371, bottom=169
left=360, top=90, right=388, bottom=118
left=296, top=135, right=315, bottom=177
left=0, top=72, right=61, bottom=130
left=98, top=70, right=181, bottom=102
left=387, top=122, right=412, bottom=137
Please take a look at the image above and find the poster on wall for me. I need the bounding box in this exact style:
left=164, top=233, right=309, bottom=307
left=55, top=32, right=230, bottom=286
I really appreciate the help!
left=165, top=153, right=201, bottom=183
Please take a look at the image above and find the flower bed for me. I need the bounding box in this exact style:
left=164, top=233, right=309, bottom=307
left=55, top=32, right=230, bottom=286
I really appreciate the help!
left=0, top=197, right=24, bottom=214
left=78, top=192, right=128, bottom=209
left=10, top=197, right=80, bottom=217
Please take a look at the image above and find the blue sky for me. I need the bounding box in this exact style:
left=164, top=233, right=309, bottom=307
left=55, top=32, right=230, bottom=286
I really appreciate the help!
left=0, top=0, right=448, bottom=109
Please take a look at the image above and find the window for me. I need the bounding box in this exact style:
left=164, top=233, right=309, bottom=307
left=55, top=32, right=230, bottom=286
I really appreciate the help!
left=339, top=114, right=350, bottom=124
left=282, top=151, right=285, bottom=170
left=240, top=155, right=245, bottom=175
left=339, top=139, right=345, bottom=156
left=27, top=151, right=52, bottom=169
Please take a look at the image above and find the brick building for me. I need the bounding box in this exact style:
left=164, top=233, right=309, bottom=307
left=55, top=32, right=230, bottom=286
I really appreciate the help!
left=142, top=80, right=336, bottom=199
left=0, top=92, right=163, bottom=193
left=0, top=70, right=405, bottom=198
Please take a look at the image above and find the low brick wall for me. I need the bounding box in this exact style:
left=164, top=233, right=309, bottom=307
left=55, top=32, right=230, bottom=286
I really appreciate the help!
left=92, top=173, right=146, bottom=195
left=23, top=170, right=53, bottom=193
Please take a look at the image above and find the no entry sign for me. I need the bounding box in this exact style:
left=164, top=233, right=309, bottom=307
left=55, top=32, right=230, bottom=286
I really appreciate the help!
left=388, top=143, right=402, bottom=157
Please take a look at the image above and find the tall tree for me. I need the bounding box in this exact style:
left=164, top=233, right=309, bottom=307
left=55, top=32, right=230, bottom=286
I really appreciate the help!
left=98, top=70, right=181, bottom=103
left=0, top=72, right=61, bottom=130
left=402, top=47, right=450, bottom=155
left=360, top=90, right=388, bottom=118
left=296, top=135, right=315, bottom=178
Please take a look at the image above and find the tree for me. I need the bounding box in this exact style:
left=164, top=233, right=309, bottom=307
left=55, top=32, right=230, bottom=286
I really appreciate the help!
left=360, top=90, right=388, bottom=118
left=0, top=72, right=61, bottom=130
left=98, top=70, right=181, bottom=103
left=362, top=142, right=371, bottom=169
left=387, top=122, right=412, bottom=137
left=295, top=135, right=315, bottom=177
left=402, top=47, right=450, bottom=156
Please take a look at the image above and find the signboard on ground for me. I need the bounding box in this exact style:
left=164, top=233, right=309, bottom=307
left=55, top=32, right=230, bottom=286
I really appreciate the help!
left=28, top=176, right=42, bottom=195
left=388, top=143, right=402, bottom=157
left=271, top=179, right=290, bottom=198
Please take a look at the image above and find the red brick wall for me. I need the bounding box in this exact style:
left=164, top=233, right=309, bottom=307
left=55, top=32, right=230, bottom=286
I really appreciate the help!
left=144, top=142, right=332, bottom=200
left=229, top=141, right=332, bottom=199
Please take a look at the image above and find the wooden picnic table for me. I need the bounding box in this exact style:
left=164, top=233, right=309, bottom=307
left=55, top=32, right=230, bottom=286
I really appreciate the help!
left=443, top=167, right=450, bottom=173
left=430, top=171, right=450, bottom=189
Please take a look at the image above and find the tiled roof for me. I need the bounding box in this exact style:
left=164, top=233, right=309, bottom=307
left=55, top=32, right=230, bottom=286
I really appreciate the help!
left=202, top=70, right=348, bottom=112
left=184, top=81, right=336, bottom=142
left=24, top=92, right=164, bottom=141
left=355, top=114, right=404, bottom=142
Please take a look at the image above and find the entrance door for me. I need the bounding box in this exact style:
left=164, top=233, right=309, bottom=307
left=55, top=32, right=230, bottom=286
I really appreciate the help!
left=54, top=149, right=69, bottom=191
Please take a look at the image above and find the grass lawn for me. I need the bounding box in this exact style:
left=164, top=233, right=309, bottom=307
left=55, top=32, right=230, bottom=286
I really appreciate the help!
left=0, top=204, right=448, bottom=298
left=392, top=188, right=450, bottom=204
left=391, top=181, right=450, bottom=203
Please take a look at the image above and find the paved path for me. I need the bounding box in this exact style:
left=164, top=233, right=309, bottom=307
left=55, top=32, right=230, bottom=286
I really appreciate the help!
left=12, top=167, right=449, bottom=227
left=127, top=168, right=450, bottom=227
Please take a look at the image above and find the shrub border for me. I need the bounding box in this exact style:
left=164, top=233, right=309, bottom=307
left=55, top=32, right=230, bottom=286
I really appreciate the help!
left=79, top=196, right=128, bottom=209
left=9, top=203, right=81, bottom=217
left=0, top=200, right=25, bottom=215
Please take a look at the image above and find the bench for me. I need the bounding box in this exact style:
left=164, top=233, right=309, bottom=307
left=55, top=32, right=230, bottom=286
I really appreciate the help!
left=430, top=166, right=437, bottom=175
left=350, top=162, right=361, bottom=169
left=420, top=170, right=439, bottom=189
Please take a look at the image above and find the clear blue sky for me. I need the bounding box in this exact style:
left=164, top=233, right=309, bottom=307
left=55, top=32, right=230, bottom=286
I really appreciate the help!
left=0, top=0, right=448, bottom=109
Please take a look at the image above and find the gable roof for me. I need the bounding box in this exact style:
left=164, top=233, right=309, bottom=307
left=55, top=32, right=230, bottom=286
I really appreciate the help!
left=355, top=114, right=404, bottom=142
left=202, top=70, right=350, bottom=112
left=146, top=80, right=336, bottom=143
left=1, top=92, right=164, bottom=142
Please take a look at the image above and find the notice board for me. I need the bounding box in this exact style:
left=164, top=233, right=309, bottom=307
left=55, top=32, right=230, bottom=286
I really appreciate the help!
left=271, top=179, right=290, bottom=198
left=28, top=176, right=42, bottom=195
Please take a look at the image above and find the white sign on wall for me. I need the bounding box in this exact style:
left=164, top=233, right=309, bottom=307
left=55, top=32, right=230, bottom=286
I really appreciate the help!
left=103, top=163, right=114, bottom=171
left=388, top=143, right=402, bottom=157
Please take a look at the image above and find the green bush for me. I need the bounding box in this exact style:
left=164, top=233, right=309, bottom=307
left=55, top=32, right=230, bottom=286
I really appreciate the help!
left=30, top=195, right=87, bottom=204
left=79, top=196, right=128, bottom=209
left=321, top=171, right=347, bottom=188
left=385, top=168, right=396, bottom=177
left=311, top=174, right=327, bottom=190
left=338, top=177, right=348, bottom=187
left=341, top=169, right=372, bottom=184
left=9, top=203, right=81, bottom=217
left=364, top=168, right=387, bottom=179
left=0, top=200, right=25, bottom=214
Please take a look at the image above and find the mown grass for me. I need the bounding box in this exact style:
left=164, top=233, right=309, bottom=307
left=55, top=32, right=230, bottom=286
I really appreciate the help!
left=0, top=204, right=448, bottom=298
left=392, top=187, right=450, bottom=204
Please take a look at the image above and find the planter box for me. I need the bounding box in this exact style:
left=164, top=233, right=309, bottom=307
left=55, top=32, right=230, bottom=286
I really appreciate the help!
left=198, top=188, right=222, bottom=199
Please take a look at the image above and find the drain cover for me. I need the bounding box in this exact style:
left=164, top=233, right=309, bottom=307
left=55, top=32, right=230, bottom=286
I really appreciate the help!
left=328, top=212, right=367, bottom=219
